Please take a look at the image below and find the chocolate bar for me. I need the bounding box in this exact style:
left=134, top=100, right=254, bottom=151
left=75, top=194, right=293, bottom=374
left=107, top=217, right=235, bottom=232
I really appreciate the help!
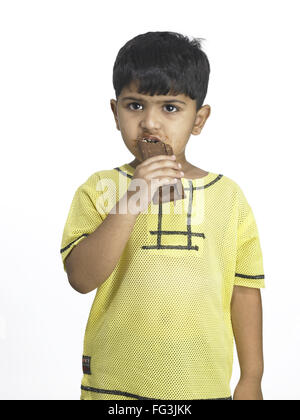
left=137, top=138, right=186, bottom=205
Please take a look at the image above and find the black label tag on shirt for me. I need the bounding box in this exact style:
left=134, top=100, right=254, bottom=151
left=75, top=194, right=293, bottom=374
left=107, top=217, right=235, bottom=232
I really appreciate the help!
left=82, top=355, right=91, bottom=375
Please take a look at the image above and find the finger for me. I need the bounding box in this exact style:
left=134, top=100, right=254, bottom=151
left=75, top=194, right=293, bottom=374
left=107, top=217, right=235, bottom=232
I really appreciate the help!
left=141, top=154, right=176, bottom=167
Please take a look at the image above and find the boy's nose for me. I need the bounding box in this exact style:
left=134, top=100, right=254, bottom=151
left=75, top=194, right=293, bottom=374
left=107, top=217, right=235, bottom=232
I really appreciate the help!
left=140, top=109, right=161, bottom=130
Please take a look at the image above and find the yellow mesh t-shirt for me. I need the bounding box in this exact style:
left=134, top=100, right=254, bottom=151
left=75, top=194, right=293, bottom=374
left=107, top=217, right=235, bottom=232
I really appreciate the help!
left=60, top=163, right=265, bottom=400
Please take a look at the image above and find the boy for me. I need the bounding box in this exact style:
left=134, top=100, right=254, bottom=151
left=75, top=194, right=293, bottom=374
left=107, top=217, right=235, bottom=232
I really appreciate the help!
left=60, top=31, right=265, bottom=400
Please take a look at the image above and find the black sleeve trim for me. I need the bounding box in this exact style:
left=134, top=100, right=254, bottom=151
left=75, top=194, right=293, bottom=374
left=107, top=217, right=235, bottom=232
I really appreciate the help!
left=235, top=273, right=265, bottom=279
left=60, top=234, right=89, bottom=254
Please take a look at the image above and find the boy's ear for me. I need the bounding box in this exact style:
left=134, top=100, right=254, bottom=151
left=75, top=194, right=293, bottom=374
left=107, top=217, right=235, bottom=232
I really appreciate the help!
left=192, top=105, right=211, bottom=135
left=110, top=99, right=120, bottom=131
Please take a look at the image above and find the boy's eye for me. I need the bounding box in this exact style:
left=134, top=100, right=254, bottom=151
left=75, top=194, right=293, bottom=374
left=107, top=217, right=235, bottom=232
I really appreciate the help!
left=128, top=102, right=142, bottom=111
left=127, top=102, right=179, bottom=113
left=164, top=104, right=178, bottom=113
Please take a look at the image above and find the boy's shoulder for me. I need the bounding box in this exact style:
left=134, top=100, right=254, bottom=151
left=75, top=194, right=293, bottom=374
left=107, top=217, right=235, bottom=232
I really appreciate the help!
left=218, top=173, right=243, bottom=192
left=218, top=173, right=249, bottom=205
left=193, top=170, right=245, bottom=197
left=76, top=166, right=130, bottom=208
left=78, top=167, right=122, bottom=189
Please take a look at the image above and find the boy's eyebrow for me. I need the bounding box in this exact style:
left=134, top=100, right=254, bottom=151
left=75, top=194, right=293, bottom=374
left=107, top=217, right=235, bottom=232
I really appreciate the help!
left=120, top=96, right=186, bottom=105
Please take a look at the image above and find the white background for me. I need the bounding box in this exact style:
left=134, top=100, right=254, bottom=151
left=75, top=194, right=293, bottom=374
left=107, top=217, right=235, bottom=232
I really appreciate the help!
left=1, top=0, right=299, bottom=400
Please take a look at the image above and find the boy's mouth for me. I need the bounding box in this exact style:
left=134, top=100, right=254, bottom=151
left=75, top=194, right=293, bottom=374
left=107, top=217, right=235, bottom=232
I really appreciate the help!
left=141, top=136, right=162, bottom=143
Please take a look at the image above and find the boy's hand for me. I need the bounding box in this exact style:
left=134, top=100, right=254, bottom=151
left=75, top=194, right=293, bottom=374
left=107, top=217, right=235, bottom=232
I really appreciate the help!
left=233, top=378, right=263, bottom=400
left=129, top=155, right=184, bottom=213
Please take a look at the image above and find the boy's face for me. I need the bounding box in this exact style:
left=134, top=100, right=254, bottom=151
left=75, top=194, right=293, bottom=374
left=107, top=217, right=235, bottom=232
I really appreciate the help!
left=110, top=81, right=210, bottom=163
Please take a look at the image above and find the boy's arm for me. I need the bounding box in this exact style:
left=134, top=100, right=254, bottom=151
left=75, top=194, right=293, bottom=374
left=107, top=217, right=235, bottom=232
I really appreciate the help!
left=230, top=286, right=264, bottom=400
left=65, top=190, right=139, bottom=294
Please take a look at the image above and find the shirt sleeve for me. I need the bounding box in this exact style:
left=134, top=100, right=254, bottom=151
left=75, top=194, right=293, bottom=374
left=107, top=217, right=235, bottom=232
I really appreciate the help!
left=234, top=185, right=265, bottom=288
left=60, top=173, right=107, bottom=272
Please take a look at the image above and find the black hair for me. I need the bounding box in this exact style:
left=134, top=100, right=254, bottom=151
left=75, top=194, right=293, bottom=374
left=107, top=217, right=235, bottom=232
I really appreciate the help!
left=113, top=31, right=210, bottom=111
